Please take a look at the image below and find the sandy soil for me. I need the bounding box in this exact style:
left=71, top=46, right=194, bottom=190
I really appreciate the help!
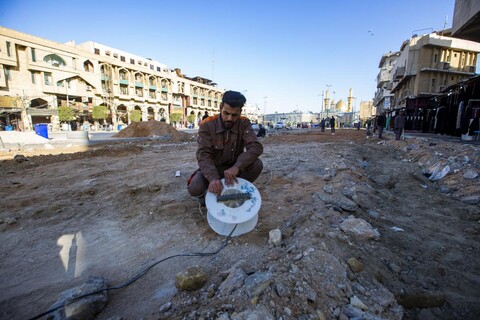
left=0, top=127, right=479, bottom=320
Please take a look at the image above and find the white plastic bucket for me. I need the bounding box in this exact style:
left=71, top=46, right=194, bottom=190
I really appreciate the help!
left=206, top=178, right=261, bottom=237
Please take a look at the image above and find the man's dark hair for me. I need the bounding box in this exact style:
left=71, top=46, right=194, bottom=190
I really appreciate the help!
left=222, top=91, right=246, bottom=108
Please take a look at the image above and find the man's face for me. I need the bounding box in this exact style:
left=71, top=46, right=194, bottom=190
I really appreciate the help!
left=220, top=103, right=241, bottom=129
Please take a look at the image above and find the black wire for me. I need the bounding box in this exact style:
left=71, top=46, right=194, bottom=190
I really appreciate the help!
left=27, top=224, right=238, bottom=320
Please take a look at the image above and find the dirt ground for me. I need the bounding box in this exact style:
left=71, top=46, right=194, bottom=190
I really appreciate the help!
left=1, top=125, right=479, bottom=320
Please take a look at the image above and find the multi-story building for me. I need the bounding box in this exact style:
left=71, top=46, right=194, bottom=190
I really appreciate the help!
left=374, top=51, right=400, bottom=114
left=390, top=30, right=480, bottom=111
left=0, top=27, right=227, bottom=131
left=263, top=110, right=319, bottom=127
left=359, top=100, right=375, bottom=120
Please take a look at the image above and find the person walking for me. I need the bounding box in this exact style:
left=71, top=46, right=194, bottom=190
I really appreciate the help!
left=187, top=90, right=263, bottom=204
left=394, top=110, right=406, bottom=140
left=320, top=118, right=326, bottom=132
left=330, top=116, right=335, bottom=134
left=376, top=112, right=386, bottom=139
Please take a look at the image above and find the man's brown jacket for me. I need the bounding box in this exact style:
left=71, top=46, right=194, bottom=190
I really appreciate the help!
left=196, top=114, right=263, bottom=183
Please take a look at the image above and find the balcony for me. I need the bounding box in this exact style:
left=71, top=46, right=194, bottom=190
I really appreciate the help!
left=393, top=67, right=405, bottom=80
left=119, top=79, right=129, bottom=85
left=135, top=81, right=144, bottom=88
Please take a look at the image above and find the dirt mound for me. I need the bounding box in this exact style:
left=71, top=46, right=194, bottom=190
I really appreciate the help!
left=113, top=120, right=193, bottom=142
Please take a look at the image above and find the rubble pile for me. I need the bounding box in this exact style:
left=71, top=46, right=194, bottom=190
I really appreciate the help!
left=113, top=120, right=193, bottom=142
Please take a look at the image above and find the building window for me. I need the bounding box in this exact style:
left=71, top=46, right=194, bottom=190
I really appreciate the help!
left=105, top=51, right=111, bottom=56
left=43, top=54, right=66, bottom=67
left=149, top=90, right=156, bottom=99
left=5, top=66, right=11, bottom=80
left=94, top=48, right=100, bottom=54
left=135, top=87, right=143, bottom=97
left=31, top=48, right=36, bottom=62
left=120, top=70, right=128, bottom=80
left=130, top=58, right=135, bottom=64
left=6, top=41, right=11, bottom=57
left=72, top=57, right=77, bottom=69
left=44, top=72, right=52, bottom=85
left=150, top=64, right=154, bottom=70
left=431, top=78, right=435, bottom=88
left=31, top=71, right=36, bottom=84
left=57, top=80, right=64, bottom=87
left=157, top=67, right=161, bottom=72
left=433, top=53, right=437, bottom=63
left=121, top=56, right=125, bottom=62
left=120, top=85, right=129, bottom=95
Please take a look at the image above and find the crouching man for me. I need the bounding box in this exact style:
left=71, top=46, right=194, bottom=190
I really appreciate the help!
left=187, top=91, right=263, bottom=203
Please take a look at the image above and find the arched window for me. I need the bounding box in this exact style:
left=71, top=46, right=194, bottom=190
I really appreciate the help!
left=43, top=54, right=66, bottom=67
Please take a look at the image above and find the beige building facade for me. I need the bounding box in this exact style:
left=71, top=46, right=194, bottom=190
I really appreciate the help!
left=390, top=30, right=480, bottom=110
left=0, top=27, right=229, bottom=131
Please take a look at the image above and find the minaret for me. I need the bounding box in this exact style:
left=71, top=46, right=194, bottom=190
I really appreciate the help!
left=347, top=88, right=353, bottom=112
left=324, top=90, right=330, bottom=112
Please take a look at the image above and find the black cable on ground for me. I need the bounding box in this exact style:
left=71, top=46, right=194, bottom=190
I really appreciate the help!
left=28, top=224, right=238, bottom=320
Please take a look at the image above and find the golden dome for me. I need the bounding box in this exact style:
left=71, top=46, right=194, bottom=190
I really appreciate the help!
left=336, top=99, right=347, bottom=112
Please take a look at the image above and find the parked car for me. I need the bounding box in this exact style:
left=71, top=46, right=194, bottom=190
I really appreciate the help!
left=274, top=121, right=286, bottom=129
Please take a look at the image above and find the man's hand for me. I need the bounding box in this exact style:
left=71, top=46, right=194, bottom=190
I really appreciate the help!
left=208, top=179, right=223, bottom=195
left=224, top=166, right=239, bottom=187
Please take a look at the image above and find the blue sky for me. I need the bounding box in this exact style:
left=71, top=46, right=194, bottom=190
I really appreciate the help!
left=1, top=0, right=455, bottom=114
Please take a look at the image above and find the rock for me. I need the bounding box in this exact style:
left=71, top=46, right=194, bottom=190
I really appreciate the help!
left=339, top=216, right=381, bottom=241
left=292, top=253, right=303, bottom=261
left=268, top=229, right=282, bottom=246
left=370, top=174, right=391, bottom=186
left=347, top=257, right=364, bottom=273
left=175, top=265, right=208, bottom=291
left=218, top=267, right=246, bottom=294
left=159, top=302, right=172, bottom=313
left=244, top=271, right=273, bottom=298
left=342, top=187, right=355, bottom=198
left=371, top=286, right=396, bottom=308
left=323, top=185, right=333, bottom=194
left=207, top=284, right=216, bottom=298
left=6, top=217, right=17, bottom=225
left=350, top=295, right=368, bottom=311
left=315, top=309, right=327, bottom=320
left=368, top=210, right=380, bottom=219
left=230, top=305, right=274, bottom=320
left=388, top=263, right=401, bottom=273
left=315, top=193, right=358, bottom=212
left=274, top=280, right=291, bottom=297
left=14, top=154, right=29, bottom=163
left=463, top=170, right=478, bottom=179
left=460, top=195, right=480, bottom=204
left=47, top=276, right=108, bottom=320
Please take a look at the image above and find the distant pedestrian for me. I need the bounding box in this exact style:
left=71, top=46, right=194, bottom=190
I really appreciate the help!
left=257, top=124, right=266, bottom=137
left=376, top=112, right=386, bottom=139
left=394, top=110, right=406, bottom=140
left=330, top=116, right=335, bottom=133
left=202, top=111, right=209, bottom=121
left=320, top=118, right=326, bottom=132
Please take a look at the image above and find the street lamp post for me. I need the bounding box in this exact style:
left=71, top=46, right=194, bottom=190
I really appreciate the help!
left=262, top=96, right=267, bottom=124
